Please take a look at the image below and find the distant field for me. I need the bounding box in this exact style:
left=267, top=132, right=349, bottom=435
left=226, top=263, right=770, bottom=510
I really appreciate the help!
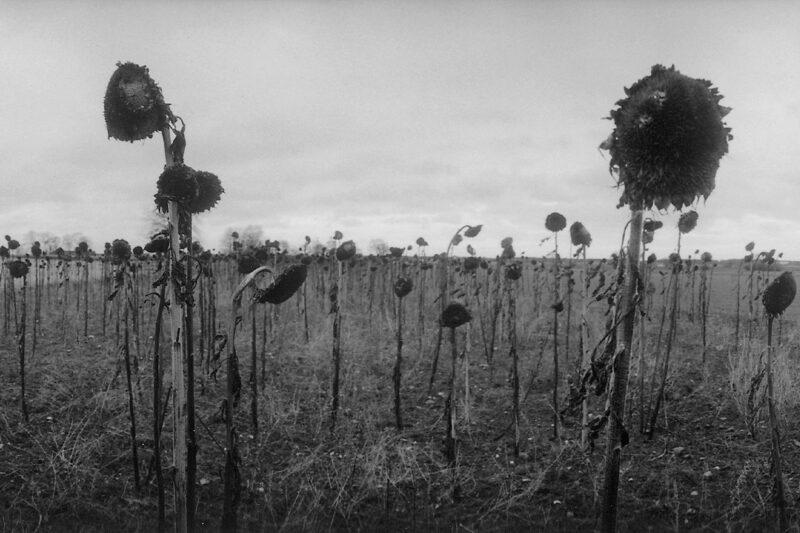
left=2, top=253, right=799, bottom=531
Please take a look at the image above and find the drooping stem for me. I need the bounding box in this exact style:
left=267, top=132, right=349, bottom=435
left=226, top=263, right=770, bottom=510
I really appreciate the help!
left=600, top=207, right=643, bottom=533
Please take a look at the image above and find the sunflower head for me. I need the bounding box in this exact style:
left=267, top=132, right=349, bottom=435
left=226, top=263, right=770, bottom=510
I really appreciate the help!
left=505, top=262, right=523, bottom=281
left=440, top=302, right=471, bottom=329
left=104, top=62, right=169, bottom=142
left=111, top=239, right=131, bottom=263
left=763, top=271, right=796, bottom=319
left=545, top=212, right=566, bottom=232
left=393, top=276, right=413, bottom=298
left=463, top=224, right=483, bottom=238
left=463, top=256, right=480, bottom=272
left=336, top=240, right=357, bottom=261
left=678, top=210, right=699, bottom=234
left=569, top=222, right=592, bottom=247
left=7, top=260, right=29, bottom=279
left=190, top=171, right=224, bottom=213
left=601, top=64, right=732, bottom=210
left=254, top=264, right=308, bottom=305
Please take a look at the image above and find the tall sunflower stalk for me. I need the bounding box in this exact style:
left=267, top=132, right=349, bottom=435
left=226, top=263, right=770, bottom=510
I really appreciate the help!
left=427, top=224, right=481, bottom=395
left=762, top=272, right=795, bottom=531
left=8, top=259, right=29, bottom=421
left=104, top=62, right=223, bottom=533
left=545, top=212, right=566, bottom=442
left=598, top=64, right=731, bottom=532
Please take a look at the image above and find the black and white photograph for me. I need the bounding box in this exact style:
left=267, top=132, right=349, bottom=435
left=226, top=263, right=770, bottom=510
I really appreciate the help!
left=1, top=1, right=799, bottom=531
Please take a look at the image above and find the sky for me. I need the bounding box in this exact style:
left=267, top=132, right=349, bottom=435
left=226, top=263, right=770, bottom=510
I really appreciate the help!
left=1, top=1, right=799, bottom=260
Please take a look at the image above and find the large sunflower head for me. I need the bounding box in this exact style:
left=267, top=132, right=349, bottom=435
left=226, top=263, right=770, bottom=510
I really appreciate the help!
left=104, top=62, right=169, bottom=142
left=601, top=64, right=732, bottom=210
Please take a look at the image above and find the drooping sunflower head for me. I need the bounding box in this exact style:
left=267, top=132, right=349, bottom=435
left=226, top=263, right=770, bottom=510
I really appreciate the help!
left=336, top=240, right=357, bottom=261
left=440, top=302, right=472, bottom=329
left=104, top=62, right=169, bottom=142
left=190, top=171, right=224, bottom=213
left=763, top=271, right=796, bottom=319
left=678, top=210, right=699, bottom=234
left=254, top=264, right=308, bottom=305
left=569, top=222, right=592, bottom=247
left=601, top=64, right=732, bottom=210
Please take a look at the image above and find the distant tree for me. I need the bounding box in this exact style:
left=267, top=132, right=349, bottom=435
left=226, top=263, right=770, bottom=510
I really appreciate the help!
left=24, top=231, right=60, bottom=253
left=369, top=239, right=389, bottom=255
left=240, top=225, right=264, bottom=250
left=61, top=233, right=91, bottom=252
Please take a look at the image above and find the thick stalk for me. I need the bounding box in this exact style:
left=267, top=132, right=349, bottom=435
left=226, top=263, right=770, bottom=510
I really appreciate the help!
left=152, top=282, right=167, bottom=532
left=161, top=126, right=190, bottom=533
left=767, top=317, right=788, bottom=531
left=600, top=208, right=643, bottom=533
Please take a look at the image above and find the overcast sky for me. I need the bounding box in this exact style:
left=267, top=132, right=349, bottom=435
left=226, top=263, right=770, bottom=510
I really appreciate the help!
left=1, top=1, right=799, bottom=260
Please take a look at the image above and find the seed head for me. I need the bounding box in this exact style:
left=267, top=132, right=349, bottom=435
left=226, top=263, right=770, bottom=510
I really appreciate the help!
left=463, top=257, right=480, bottom=272
left=545, top=212, right=566, bottom=232
left=111, top=239, right=131, bottom=263
left=393, top=276, right=413, bottom=298
left=144, top=233, right=169, bottom=254
left=416, top=237, right=428, bottom=247
left=190, top=171, right=224, bottom=213
left=678, top=210, right=699, bottom=234
left=643, top=219, right=663, bottom=232
left=336, top=240, right=356, bottom=261
left=762, top=271, right=796, bottom=319
left=104, top=62, right=169, bottom=142
left=464, top=225, right=483, bottom=238
left=7, top=260, right=28, bottom=279
left=601, top=64, right=732, bottom=210
left=254, top=264, right=308, bottom=304
left=389, top=247, right=404, bottom=258
left=505, top=262, right=522, bottom=281
left=569, top=222, right=592, bottom=247
left=440, top=302, right=471, bottom=329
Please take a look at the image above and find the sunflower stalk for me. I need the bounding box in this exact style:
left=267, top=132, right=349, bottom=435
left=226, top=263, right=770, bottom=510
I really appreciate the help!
left=160, top=125, right=193, bottom=533
left=600, top=207, right=642, bottom=532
